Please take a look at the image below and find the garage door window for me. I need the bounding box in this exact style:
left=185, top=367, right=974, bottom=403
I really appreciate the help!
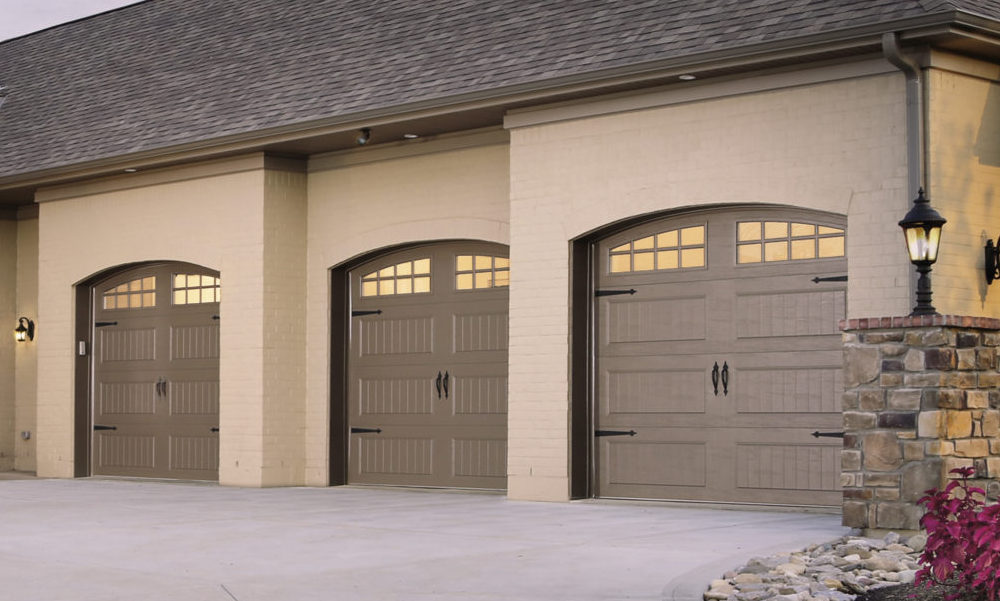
left=456, top=255, right=509, bottom=290
left=173, top=274, right=221, bottom=305
left=609, top=225, right=705, bottom=273
left=361, top=258, right=431, bottom=297
left=736, top=221, right=845, bottom=264
left=102, top=276, right=156, bottom=310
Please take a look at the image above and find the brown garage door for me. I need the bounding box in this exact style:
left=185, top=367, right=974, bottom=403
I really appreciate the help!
left=92, top=263, right=220, bottom=480
left=348, top=242, right=508, bottom=489
left=595, top=208, right=846, bottom=506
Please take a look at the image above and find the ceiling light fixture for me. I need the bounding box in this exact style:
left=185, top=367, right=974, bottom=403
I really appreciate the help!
left=355, top=128, right=372, bottom=146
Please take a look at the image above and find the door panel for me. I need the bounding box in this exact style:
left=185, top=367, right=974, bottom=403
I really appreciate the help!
left=348, top=242, right=508, bottom=489
left=595, top=209, right=845, bottom=506
left=92, top=263, right=220, bottom=480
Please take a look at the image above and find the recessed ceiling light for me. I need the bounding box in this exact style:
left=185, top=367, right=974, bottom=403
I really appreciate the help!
left=123, top=168, right=138, bottom=173
left=679, top=74, right=697, bottom=81
left=403, top=133, right=419, bottom=139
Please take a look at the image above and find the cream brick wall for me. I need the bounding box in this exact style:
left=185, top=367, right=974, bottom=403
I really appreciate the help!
left=0, top=219, right=15, bottom=471
left=260, top=169, right=307, bottom=486
left=34, top=155, right=283, bottom=482
left=303, top=133, right=510, bottom=485
left=507, top=72, right=910, bottom=500
left=925, top=58, right=1000, bottom=317
left=15, top=218, right=38, bottom=472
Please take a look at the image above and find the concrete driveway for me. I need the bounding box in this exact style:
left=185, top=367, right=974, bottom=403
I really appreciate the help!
left=0, top=477, right=847, bottom=601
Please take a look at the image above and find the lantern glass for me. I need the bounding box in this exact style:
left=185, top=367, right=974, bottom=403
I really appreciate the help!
left=14, top=325, right=26, bottom=342
left=903, top=224, right=943, bottom=263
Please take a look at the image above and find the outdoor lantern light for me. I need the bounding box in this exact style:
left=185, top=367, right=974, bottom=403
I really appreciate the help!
left=14, top=317, right=34, bottom=342
left=898, top=188, right=946, bottom=316
left=985, top=236, right=1000, bottom=285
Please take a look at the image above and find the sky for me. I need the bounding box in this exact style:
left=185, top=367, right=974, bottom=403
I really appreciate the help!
left=0, top=0, right=140, bottom=41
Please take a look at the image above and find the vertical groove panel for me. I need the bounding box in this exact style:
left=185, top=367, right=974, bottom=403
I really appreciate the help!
left=171, top=325, right=220, bottom=360
left=98, top=435, right=155, bottom=468
left=99, top=382, right=155, bottom=414
left=169, top=381, right=220, bottom=415
left=454, top=313, right=508, bottom=352
left=736, top=444, right=839, bottom=491
left=359, top=378, right=433, bottom=414
left=453, top=439, right=506, bottom=477
left=100, top=328, right=156, bottom=362
left=169, top=436, right=219, bottom=470
left=454, top=376, right=507, bottom=414
left=360, top=318, right=434, bottom=355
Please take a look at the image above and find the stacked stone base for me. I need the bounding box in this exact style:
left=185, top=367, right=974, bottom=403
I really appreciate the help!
left=841, top=315, right=1000, bottom=532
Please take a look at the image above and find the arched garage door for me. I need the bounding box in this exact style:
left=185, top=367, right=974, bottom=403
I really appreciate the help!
left=91, top=263, right=220, bottom=480
left=348, top=242, right=508, bottom=489
left=594, top=208, right=846, bottom=506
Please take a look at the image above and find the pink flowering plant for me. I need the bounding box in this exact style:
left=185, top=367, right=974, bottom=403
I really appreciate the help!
left=915, top=466, right=1000, bottom=601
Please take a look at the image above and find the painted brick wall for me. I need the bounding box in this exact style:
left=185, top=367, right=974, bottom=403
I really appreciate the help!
left=507, top=72, right=910, bottom=500
left=15, top=218, right=37, bottom=472
left=260, top=169, right=308, bottom=486
left=303, top=134, right=510, bottom=484
left=926, top=57, right=1000, bottom=318
left=35, top=157, right=268, bottom=480
left=0, top=219, right=15, bottom=471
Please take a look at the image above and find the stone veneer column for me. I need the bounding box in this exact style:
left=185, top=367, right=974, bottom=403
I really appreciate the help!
left=842, top=315, right=1000, bottom=533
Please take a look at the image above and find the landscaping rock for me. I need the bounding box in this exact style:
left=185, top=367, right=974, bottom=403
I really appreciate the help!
left=703, top=532, right=928, bottom=601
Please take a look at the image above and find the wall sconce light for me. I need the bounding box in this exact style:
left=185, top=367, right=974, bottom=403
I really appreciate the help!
left=14, top=317, right=34, bottom=342
left=355, top=128, right=371, bottom=146
left=898, top=188, right=946, bottom=316
left=985, top=238, right=1000, bottom=285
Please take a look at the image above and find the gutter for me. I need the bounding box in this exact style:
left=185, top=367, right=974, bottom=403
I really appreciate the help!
left=881, top=32, right=925, bottom=199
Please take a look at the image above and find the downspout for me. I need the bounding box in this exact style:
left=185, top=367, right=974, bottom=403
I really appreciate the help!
left=881, top=32, right=924, bottom=199
left=882, top=32, right=924, bottom=313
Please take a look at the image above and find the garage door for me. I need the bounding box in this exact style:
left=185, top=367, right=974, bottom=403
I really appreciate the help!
left=595, top=208, right=845, bottom=506
left=92, top=263, right=220, bottom=480
left=348, top=242, right=508, bottom=489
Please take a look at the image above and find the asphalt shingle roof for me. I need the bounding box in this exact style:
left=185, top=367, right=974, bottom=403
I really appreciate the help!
left=1, top=0, right=998, bottom=180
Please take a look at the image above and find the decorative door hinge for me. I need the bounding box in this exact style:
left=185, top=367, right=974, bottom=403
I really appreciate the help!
left=595, top=289, right=636, bottom=297
left=350, top=427, right=382, bottom=434
left=595, top=429, right=637, bottom=437
left=811, top=275, right=847, bottom=283
left=352, top=310, right=383, bottom=317
left=811, top=431, right=845, bottom=438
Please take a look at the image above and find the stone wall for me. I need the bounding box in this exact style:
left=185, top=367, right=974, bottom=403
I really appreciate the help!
left=842, top=315, right=1000, bottom=532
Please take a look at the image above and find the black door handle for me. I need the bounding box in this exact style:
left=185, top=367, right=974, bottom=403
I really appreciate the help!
left=210, top=427, right=220, bottom=433
left=443, top=371, right=449, bottom=399
left=435, top=371, right=442, bottom=399
left=721, top=362, right=729, bottom=396
left=711, top=362, right=719, bottom=396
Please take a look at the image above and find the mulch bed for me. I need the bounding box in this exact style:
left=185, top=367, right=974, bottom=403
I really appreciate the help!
left=856, top=582, right=983, bottom=601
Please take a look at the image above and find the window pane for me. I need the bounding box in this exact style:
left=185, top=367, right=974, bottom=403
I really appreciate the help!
left=129, top=293, right=142, bottom=308
left=414, top=276, right=431, bottom=293
left=737, top=243, right=762, bottom=264
left=475, top=272, right=492, bottom=288
left=362, top=271, right=377, bottom=281
left=200, top=275, right=213, bottom=287
left=791, top=239, right=816, bottom=260
left=764, top=222, right=788, bottom=239
left=657, top=250, right=678, bottom=270
left=175, top=274, right=186, bottom=287
left=189, top=274, right=201, bottom=287
left=791, top=223, right=816, bottom=237
left=738, top=222, right=761, bottom=242
left=414, top=259, right=431, bottom=274
left=633, top=252, right=654, bottom=271
left=143, top=292, right=155, bottom=306
left=188, top=288, right=201, bottom=304
left=818, top=226, right=843, bottom=235
left=656, top=230, right=678, bottom=248
left=681, top=247, right=705, bottom=267
left=475, top=255, right=493, bottom=270
left=174, top=290, right=186, bottom=305
left=819, top=236, right=845, bottom=258
left=611, top=242, right=630, bottom=253
left=395, top=262, right=412, bottom=276
left=457, top=274, right=473, bottom=290
left=379, top=280, right=395, bottom=295
left=494, top=270, right=510, bottom=287
left=129, top=279, right=142, bottom=292
left=495, top=257, right=509, bottom=269
left=144, top=276, right=156, bottom=289
left=362, top=281, right=378, bottom=297
left=379, top=266, right=394, bottom=277
left=104, top=296, right=116, bottom=310
left=456, top=255, right=473, bottom=271
left=764, top=241, right=788, bottom=261
left=610, top=254, right=631, bottom=273
left=680, top=226, right=704, bottom=246
left=396, top=279, right=412, bottom=294
left=633, top=236, right=654, bottom=251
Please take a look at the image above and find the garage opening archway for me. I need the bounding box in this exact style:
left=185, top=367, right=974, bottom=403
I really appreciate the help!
left=578, top=206, right=847, bottom=506
left=75, top=261, right=220, bottom=480
left=330, top=241, right=509, bottom=489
